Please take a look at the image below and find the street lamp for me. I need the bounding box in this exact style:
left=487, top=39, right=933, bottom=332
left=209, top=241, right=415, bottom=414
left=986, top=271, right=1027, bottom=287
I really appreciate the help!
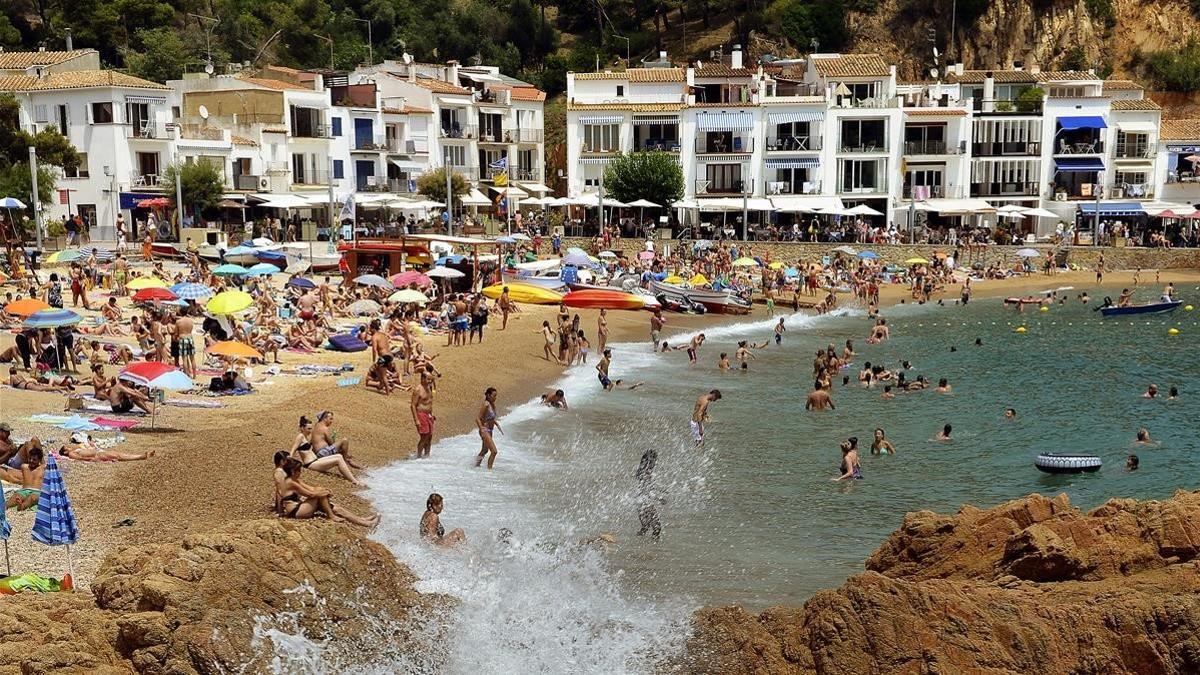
left=611, top=33, right=630, bottom=66
left=352, top=18, right=373, bottom=66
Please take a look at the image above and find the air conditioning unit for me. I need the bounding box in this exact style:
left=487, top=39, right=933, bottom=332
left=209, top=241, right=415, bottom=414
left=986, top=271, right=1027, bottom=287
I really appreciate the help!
left=259, top=177, right=270, bottom=191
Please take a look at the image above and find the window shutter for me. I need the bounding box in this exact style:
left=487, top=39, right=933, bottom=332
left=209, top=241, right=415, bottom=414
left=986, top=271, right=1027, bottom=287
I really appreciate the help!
left=34, top=105, right=48, bottom=122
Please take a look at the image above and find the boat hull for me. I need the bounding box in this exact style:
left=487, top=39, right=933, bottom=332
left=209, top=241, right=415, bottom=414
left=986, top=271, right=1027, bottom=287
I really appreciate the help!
left=649, top=280, right=751, bottom=314
left=150, top=243, right=183, bottom=259
left=562, top=289, right=645, bottom=311
left=482, top=282, right=563, bottom=305
left=1099, top=301, right=1182, bottom=317
left=501, top=272, right=566, bottom=290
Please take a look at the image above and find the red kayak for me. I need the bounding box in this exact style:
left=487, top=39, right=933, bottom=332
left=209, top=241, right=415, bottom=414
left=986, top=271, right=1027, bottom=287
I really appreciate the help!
left=562, top=289, right=646, bottom=311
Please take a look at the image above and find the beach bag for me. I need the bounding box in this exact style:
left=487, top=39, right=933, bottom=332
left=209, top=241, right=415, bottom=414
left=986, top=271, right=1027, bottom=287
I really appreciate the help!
left=327, top=333, right=369, bottom=352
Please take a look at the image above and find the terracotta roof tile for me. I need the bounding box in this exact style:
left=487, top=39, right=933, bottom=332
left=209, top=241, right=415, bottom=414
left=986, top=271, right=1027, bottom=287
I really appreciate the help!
left=567, top=101, right=686, bottom=112
left=573, top=71, right=629, bottom=81
left=1111, top=98, right=1160, bottom=111
left=690, top=101, right=757, bottom=107
left=0, top=49, right=97, bottom=70
left=413, top=77, right=471, bottom=95
left=946, top=70, right=1038, bottom=84
left=812, top=54, right=889, bottom=78
left=628, top=68, right=685, bottom=83
left=904, top=108, right=968, bottom=116
left=0, top=70, right=169, bottom=91
left=694, top=64, right=753, bottom=78
left=509, top=87, right=547, bottom=102
left=235, top=76, right=310, bottom=91
left=1103, top=79, right=1143, bottom=91
left=230, top=135, right=258, bottom=146
left=1160, top=119, right=1200, bottom=141
left=1036, top=70, right=1100, bottom=82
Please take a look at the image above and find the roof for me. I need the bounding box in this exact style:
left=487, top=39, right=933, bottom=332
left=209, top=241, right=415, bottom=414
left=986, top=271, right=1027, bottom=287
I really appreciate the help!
left=0, top=70, right=169, bottom=92
left=1103, top=79, right=1143, bottom=91
left=1160, top=119, right=1200, bottom=141
left=946, top=70, right=1038, bottom=84
left=811, top=54, right=889, bottom=78
left=381, top=105, right=433, bottom=114
left=573, top=71, right=629, bottom=81
left=262, top=127, right=288, bottom=133
left=904, top=108, right=968, bottom=116
left=0, top=49, right=97, bottom=70
left=508, top=87, right=546, bottom=102
left=694, top=64, right=754, bottom=78
left=628, top=68, right=685, bottom=83
left=1111, top=98, right=1161, bottom=111
left=1036, top=70, right=1100, bottom=82
left=235, top=76, right=310, bottom=91
left=230, top=135, right=258, bottom=146
left=567, top=101, right=686, bottom=112
left=412, top=76, right=471, bottom=95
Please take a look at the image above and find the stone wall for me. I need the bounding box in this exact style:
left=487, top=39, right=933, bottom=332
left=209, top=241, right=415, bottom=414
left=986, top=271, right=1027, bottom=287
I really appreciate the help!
left=563, top=238, right=1200, bottom=270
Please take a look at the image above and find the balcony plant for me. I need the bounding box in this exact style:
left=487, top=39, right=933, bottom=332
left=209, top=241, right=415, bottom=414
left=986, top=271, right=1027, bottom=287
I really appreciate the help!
left=1016, top=87, right=1044, bottom=113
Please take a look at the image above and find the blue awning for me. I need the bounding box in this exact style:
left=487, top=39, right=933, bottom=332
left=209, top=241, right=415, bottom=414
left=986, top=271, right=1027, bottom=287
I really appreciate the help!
left=765, top=158, right=819, bottom=169
left=1055, top=157, right=1105, bottom=172
left=119, top=192, right=162, bottom=209
left=1057, top=115, right=1107, bottom=130
left=696, top=112, right=754, bottom=130
left=1078, top=201, right=1145, bottom=216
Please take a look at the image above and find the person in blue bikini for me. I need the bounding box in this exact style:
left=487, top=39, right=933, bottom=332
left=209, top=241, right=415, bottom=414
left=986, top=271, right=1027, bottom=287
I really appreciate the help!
left=475, top=387, right=502, bottom=469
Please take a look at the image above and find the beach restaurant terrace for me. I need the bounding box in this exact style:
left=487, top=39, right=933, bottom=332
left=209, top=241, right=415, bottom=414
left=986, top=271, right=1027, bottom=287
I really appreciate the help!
left=339, top=233, right=499, bottom=280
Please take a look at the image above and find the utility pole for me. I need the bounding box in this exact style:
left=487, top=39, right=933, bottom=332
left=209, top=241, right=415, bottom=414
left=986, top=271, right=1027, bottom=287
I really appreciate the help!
left=445, top=148, right=453, bottom=236
left=174, top=158, right=185, bottom=240
left=28, top=147, right=43, bottom=249
left=1094, top=170, right=1102, bottom=246
left=598, top=165, right=606, bottom=232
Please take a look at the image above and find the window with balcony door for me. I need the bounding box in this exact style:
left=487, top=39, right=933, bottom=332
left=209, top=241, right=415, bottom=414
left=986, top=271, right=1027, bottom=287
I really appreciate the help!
left=126, top=102, right=151, bottom=137
left=136, top=152, right=160, bottom=184
left=440, top=109, right=465, bottom=136
left=769, top=168, right=813, bottom=194
left=583, top=124, right=619, bottom=152
left=480, top=149, right=506, bottom=178
left=56, top=104, right=69, bottom=135
left=633, top=123, right=678, bottom=150
left=90, top=102, right=114, bottom=124
left=771, top=122, right=811, bottom=150
left=290, top=106, right=323, bottom=137
left=291, top=153, right=307, bottom=182
left=840, top=119, right=885, bottom=152
left=904, top=124, right=946, bottom=155
left=970, top=159, right=1039, bottom=197
left=1116, top=132, right=1149, bottom=158
left=1114, top=170, right=1149, bottom=197
left=834, top=81, right=879, bottom=101
left=903, top=167, right=943, bottom=198
left=705, top=164, right=743, bottom=193
left=839, top=159, right=885, bottom=193
left=518, top=149, right=535, bottom=180
left=479, top=113, right=503, bottom=141
left=973, top=119, right=1041, bottom=156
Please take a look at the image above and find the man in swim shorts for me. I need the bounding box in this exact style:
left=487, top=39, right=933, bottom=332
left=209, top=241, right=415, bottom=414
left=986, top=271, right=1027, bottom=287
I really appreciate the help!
left=596, top=349, right=621, bottom=391
left=774, top=317, right=785, bottom=345
left=410, top=368, right=435, bottom=458
left=173, top=314, right=196, bottom=378
left=311, top=410, right=361, bottom=468
left=108, top=379, right=152, bottom=414
left=690, top=389, right=721, bottom=445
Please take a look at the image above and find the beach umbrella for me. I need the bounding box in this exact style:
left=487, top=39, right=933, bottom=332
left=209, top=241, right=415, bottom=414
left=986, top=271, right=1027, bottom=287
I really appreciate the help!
left=44, top=249, right=83, bottom=264
left=562, top=251, right=593, bottom=267
left=126, top=276, right=168, bottom=290
left=119, top=361, right=194, bottom=390
left=206, top=340, right=263, bottom=360
left=346, top=299, right=382, bottom=316
left=511, top=233, right=531, bottom=241
left=904, top=257, right=930, bottom=265
left=170, top=282, right=214, bottom=300
left=353, top=274, right=391, bottom=288
left=0, top=480, right=10, bottom=574
left=496, top=235, right=518, bottom=244
left=0, top=197, right=26, bottom=209
left=30, top=453, right=79, bottom=583
left=246, top=263, right=280, bottom=277
left=23, top=308, right=82, bottom=328
left=391, top=271, right=431, bottom=288
left=597, top=250, right=618, bottom=258
left=1017, top=248, right=1040, bottom=258
left=426, top=267, right=464, bottom=279
left=286, top=277, right=317, bottom=290
left=131, top=287, right=178, bottom=303
left=846, top=205, right=884, bottom=217
left=732, top=257, right=759, bottom=267
left=832, top=245, right=858, bottom=255
left=436, top=255, right=465, bottom=266
left=213, top=264, right=250, bottom=277
left=389, top=289, right=430, bottom=305
left=4, top=298, right=50, bottom=316
left=206, top=290, right=253, bottom=315
left=857, top=251, right=880, bottom=260
left=768, top=261, right=784, bottom=269
left=784, top=267, right=800, bottom=278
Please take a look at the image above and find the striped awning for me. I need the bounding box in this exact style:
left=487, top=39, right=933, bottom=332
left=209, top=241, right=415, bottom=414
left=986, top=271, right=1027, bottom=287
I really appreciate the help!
left=767, top=111, right=823, bottom=124
left=696, top=112, right=754, bottom=130
left=579, top=115, right=623, bottom=124
left=632, top=115, right=680, bottom=124
left=579, top=157, right=614, bottom=165
left=124, top=95, right=167, bottom=104
left=765, top=158, right=819, bottom=169
left=1055, top=157, right=1105, bottom=172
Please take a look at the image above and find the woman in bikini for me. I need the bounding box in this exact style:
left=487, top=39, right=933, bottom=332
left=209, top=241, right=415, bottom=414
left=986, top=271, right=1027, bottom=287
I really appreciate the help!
left=59, top=433, right=154, bottom=461
left=288, top=416, right=362, bottom=485
left=8, top=367, right=72, bottom=392
left=474, top=386, right=502, bottom=469
left=420, top=493, right=465, bottom=546
left=277, top=458, right=379, bottom=528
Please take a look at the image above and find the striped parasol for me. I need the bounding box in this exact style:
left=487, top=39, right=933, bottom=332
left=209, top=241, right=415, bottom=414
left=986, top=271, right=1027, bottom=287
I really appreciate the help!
left=31, top=453, right=79, bottom=582
left=23, top=308, right=83, bottom=328
left=170, top=282, right=215, bottom=300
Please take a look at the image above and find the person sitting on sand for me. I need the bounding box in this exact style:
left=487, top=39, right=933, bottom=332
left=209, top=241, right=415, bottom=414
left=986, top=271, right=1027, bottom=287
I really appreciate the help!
left=277, top=458, right=379, bottom=528
left=0, top=424, right=43, bottom=472
left=8, top=366, right=73, bottom=392
left=58, top=432, right=154, bottom=462
left=90, top=363, right=111, bottom=399
left=108, top=378, right=153, bottom=414
left=4, top=445, right=44, bottom=511
left=289, top=414, right=363, bottom=485
left=420, top=493, right=465, bottom=546
left=310, top=410, right=362, bottom=469
left=365, top=354, right=404, bottom=395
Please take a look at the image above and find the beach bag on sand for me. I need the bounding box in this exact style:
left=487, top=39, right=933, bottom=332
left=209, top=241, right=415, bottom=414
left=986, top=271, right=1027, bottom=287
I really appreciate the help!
left=327, top=333, right=368, bottom=352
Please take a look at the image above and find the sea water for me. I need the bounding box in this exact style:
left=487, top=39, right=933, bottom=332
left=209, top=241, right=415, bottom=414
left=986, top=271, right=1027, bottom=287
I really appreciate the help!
left=361, top=284, right=1199, bottom=673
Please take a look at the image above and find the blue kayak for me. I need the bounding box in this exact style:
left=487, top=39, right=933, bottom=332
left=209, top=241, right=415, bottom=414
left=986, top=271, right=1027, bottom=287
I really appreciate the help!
left=1099, top=301, right=1181, bottom=317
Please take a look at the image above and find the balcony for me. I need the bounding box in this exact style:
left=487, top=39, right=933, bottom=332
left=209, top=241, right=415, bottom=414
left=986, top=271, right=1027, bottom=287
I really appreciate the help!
left=1054, top=140, right=1105, bottom=155
left=478, top=129, right=511, bottom=144
left=695, top=138, right=754, bottom=154
left=902, top=184, right=945, bottom=199
left=695, top=178, right=745, bottom=195
left=839, top=140, right=888, bottom=153
left=357, top=177, right=389, bottom=191
left=389, top=178, right=418, bottom=194
left=1167, top=171, right=1200, bottom=185
left=971, top=182, right=1040, bottom=197
left=405, top=138, right=430, bottom=154
left=292, top=170, right=331, bottom=186
left=265, top=161, right=290, bottom=175
left=835, top=96, right=898, bottom=109
left=766, top=180, right=822, bottom=195
left=581, top=143, right=620, bottom=155
left=292, top=124, right=332, bottom=140
left=126, top=121, right=169, bottom=140
left=634, top=139, right=682, bottom=152
left=353, top=136, right=395, bottom=152
left=972, top=141, right=1041, bottom=157
left=440, top=124, right=477, bottom=140
left=765, top=136, right=821, bottom=152
left=972, top=99, right=1043, bottom=115
left=130, top=174, right=164, bottom=189
left=516, top=128, right=543, bottom=144
left=903, top=140, right=953, bottom=155
left=234, top=174, right=262, bottom=191
left=1111, top=183, right=1154, bottom=199
left=1114, top=143, right=1154, bottom=159
left=838, top=183, right=888, bottom=195
left=511, top=168, right=542, bottom=182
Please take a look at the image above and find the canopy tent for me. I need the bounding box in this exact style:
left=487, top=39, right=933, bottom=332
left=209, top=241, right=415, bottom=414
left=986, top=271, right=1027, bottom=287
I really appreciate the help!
left=520, top=182, right=553, bottom=194
left=920, top=198, right=998, bottom=214
left=1020, top=207, right=1062, bottom=219
left=255, top=194, right=312, bottom=209
left=1056, top=115, right=1108, bottom=130
left=460, top=189, right=492, bottom=206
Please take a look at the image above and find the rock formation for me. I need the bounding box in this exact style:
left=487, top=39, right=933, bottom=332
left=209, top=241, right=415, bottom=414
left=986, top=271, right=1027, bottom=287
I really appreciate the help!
left=682, top=490, right=1200, bottom=674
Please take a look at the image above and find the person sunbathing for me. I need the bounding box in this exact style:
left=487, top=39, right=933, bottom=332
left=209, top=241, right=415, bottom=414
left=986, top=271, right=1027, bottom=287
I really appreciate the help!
left=4, top=445, right=45, bottom=511
left=101, top=297, right=123, bottom=323
left=0, top=345, right=19, bottom=365
left=108, top=378, right=153, bottom=414
left=8, top=367, right=72, bottom=392
left=310, top=410, right=361, bottom=469
left=276, top=458, right=379, bottom=527
left=287, top=323, right=318, bottom=350
left=290, top=441, right=363, bottom=485
left=58, top=432, right=154, bottom=462
left=251, top=328, right=282, bottom=364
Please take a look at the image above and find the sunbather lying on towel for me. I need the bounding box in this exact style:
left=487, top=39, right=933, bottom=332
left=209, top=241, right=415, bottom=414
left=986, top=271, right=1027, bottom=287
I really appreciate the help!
left=8, top=367, right=73, bottom=392
left=58, top=432, right=154, bottom=462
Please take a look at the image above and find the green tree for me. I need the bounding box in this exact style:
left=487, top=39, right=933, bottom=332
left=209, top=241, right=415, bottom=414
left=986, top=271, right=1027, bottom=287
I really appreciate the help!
left=603, top=151, right=684, bottom=208
left=1016, top=86, right=1044, bottom=113
left=775, top=0, right=847, bottom=52
left=162, top=160, right=225, bottom=221
left=123, top=28, right=194, bottom=83
left=1143, top=39, right=1200, bottom=92
left=417, top=167, right=469, bottom=203
left=0, top=94, right=79, bottom=211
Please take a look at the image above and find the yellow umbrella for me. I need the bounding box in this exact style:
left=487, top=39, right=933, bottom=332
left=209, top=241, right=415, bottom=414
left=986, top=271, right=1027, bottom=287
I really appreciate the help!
left=689, top=273, right=709, bottom=285
left=663, top=275, right=684, bottom=284
left=768, top=262, right=784, bottom=270
left=44, top=250, right=82, bottom=264
left=205, top=340, right=263, bottom=360
left=127, top=276, right=168, bottom=290
left=904, top=257, right=930, bottom=265
left=206, top=290, right=253, bottom=315
left=732, top=257, right=758, bottom=267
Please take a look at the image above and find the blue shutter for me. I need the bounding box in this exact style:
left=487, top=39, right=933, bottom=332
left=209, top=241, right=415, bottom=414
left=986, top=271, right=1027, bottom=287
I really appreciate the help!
left=333, top=160, right=344, bottom=179
left=331, top=117, right=343, bottom=137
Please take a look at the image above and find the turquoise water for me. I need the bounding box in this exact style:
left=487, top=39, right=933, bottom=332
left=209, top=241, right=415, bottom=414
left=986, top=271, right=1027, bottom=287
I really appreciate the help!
left=364, top=285, right=1199, bottom=671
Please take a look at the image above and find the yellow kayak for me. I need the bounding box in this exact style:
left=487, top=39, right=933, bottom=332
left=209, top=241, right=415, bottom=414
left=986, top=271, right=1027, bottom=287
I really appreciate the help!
left=482, top=282, right=563, bottom=305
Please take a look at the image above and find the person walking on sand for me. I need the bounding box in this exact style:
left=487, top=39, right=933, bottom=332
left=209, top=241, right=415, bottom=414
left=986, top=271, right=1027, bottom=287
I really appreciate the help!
left=475, top=387, right=502, bottom=469
left=650, top=309, right=665, bottom=350
left=539, top=321, right=561, bottom=364
left=690, top=389, right=722, bottom=446
left=499, top=287, right=513, bottom=330
left=173, top=313, right=196, bottom=378
left=411, top=367, right=435, bottom=458
left=1096, top=252, right=1104, bottom=284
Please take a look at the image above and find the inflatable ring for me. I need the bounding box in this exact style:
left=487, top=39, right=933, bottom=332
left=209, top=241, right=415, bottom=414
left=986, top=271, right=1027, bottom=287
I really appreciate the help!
left=1034, top=453, right=1101, bottom=474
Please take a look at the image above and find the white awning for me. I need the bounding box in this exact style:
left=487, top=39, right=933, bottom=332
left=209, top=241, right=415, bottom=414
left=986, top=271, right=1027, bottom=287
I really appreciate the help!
left=579, top=115, right=623, bottom=124
left=256, top=194, right=312, bottom=209
left=697, top=197, right=774, bottom=212
left=124, top=95, right=168, bottom=104
left=1116, top=120, right=1156, bottom=133
left=767, top=111, right=823, bottom=124
left=460, top=189, right=491, bottom=206
left=696, top=112, right=754, bottom=130
left=490, top=185, right=529, bottom=198
left=478, top=106, right=508, bottom=115
left=520, top=181, right=552, bottom=194
left=460, top=71, right=501, bottom=82
left=632, top=115, right=680, bottom=124
left=924, top=198, right=997, bottom=214
left=771, top=195, right=845, bottom=213
left=389, top=159, right=426, bottom=172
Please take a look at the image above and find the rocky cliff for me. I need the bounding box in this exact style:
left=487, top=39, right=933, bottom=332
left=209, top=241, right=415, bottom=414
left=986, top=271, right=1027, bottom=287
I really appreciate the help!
left=681, top=490, right=1200, bottom=674
left=0, top=520, right=447, bottom=674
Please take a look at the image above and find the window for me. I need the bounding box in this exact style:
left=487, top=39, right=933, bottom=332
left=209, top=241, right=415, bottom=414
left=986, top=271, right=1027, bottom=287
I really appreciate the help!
left=518, top=149, right=535, bottom=174
left=171, top=106, right=180, bottom=119
left=1116, top=132, right=1149, bottom=157
left=1049, top=86, right=1086, bottom=97
left=970, top=159, right=1040, bottom=196
left=616, top=85, right=624, bottom=97
left=838, top=158, right=886, bottom=193
left=333, top=160, right=344, bottom=179
left=479, top=113, right=503, bottom=140
left=443, top=145, right=467, bottom=166
left=64, top=153, right=89, bottom=179
left=583, top=124, right=620, bottom=152
left=33, top=105, right=48, bottom=123
left=1115, top=170, right=1148, bottom=192
left=332, top=117, right=343, bottom=137
left=834, top=81, right=879, bottom=101
left=56, top=104, right=69, bottom=135
left=291, top=153, right=307, bottom=182
left=136, top=152, right=160, bottom=182
left=840, top=119, right=886, bottom=151
left=705, top=164, right=742, bottom=192
left=126, top=102, right=151, bottom=136
left=903, top=166, right=943, bottom=197
left=769, top=168, right=812, bottom=194
left=91, top=102, right=114, bottom=124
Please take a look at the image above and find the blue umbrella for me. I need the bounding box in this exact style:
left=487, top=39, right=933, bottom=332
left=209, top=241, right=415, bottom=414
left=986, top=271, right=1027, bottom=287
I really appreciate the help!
left=213, top=264, right=250, bottom=276
left=857, top=251, right=880, bottom=260
left=287, top=277, right=317, bottom=290
left=246, top=263, right=281, bottom=277
left=0, top=197, right=27, bottom=209
left=31, top=453, right=80, bottom=580
left=170, top=282, right=214, bottom=300
left=562, top=252, right=593, bottom=267
left=23, top=309, right=82, bottom=328
left=436, top=255, right=465, bottom=266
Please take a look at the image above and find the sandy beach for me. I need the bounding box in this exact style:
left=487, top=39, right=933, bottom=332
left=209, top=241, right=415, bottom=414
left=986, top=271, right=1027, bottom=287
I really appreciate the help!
left=1, top=261, right=1197, bottom=589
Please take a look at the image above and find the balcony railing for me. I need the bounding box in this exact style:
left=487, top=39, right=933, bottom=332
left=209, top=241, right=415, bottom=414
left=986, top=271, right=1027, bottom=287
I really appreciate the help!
left=972, top=99, right=1044, bottom=115
left=695, top=178, right=745, bottom=195
left=131, top=173, right=163, bottom=189
left=839, top=141, right=888, bottom=153
left=126, top=121, right=169, bottom=140
left=581, top=144, right=620, bottom=154
left=265, top=161, right=290, bottom=175
left=1114, top=143, right=1154, bottom=159
left=834, top=96, right=898, bottom=109
left=357, top=177, right=389, bottom=191
left=1054, top=140, right=1105, bottom=155
left=695, top=138, right=754, bottom=154
left=292, top=124, right=332, bottom=139
left=389, top=178, right=418, bottom=194
left=634, top=139, right=682, bottom=152
left=478, top=129, right=511, bottom=144
left=1112, top=183, right=1154, bottom=199
left=511, top=168, right=542, bottom=182
left=903, top=140, right=952, bottom=155
left=292, top=170, right=331, bottom=185
left=406, top=138, right=430, bottom=154
left=765, top=136, right=821, bottom=152
left=765, top=180, right=822, bottom=195
left=972, top=141, right=1041, bottom=157
left=837, top=182, right=888, bottom=194
left=902, top=184, right=945, bottom=198
left=353, top=136, right=395, bottom=151
left=516, top=128, right=543, bottom=144
left=234, top=174, right=261, bottom=191
left=971, top=182, right=1040, bottom=197
left=1167, top=171, right=1200, bottom=184
left=440, top=124, right=478, bottom=140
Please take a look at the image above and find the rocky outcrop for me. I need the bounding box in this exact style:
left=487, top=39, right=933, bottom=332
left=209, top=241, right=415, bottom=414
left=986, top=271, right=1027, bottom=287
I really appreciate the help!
left=0, top=520, right=447, bottom=674
left=682, top=491, right=1200, bottom=674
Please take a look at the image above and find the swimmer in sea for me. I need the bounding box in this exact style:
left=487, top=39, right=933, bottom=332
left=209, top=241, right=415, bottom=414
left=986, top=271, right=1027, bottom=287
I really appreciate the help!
left=1004, top=407, right=1017, bottom=419
left=974, top=338, right=982, bottom=346
left=806, top=380, right=835, bottom=411
left=1169, top=386, right=1179, bottom=400
left=541, top=389, right=569, bottom=409
left=1143, top=384, right=1159, bottom=399
left=718, top=352, right=730, bottom=371
left=934, top=424, right=952, bottom=441
left=870, top=428, right=896, bottom=455
left=774, top=317, right=786, bottom=345
left=734, top=341, right=755, bottom=369
left=1126, top=454, right=1139, bottom=471
left=936, top=377, right=952, bottom=393
left=881, top=385, right=895, bottom=399
left=842, top=339, right=856, bottom=361
left=1079, top=292, right=1089, bottom=304
left=690, top=389, right=722, bottom=446
left=833, top=438, right=862, bottom=481
left=1134, top=428, right=1155, bottom=445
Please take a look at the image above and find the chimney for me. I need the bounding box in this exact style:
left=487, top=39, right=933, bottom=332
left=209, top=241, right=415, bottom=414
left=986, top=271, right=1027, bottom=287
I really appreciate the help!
left=38, top=45, right=46, bottom=52
left=955, top=63, right=964, bottom=76
left=659, top=50, right=667, bottom=61
left=65, top=28, right=72, bottom=51
left=446, top=60, right=459, bottom=85
left=982, top=71, right=996, bottom=113
left=731, top=44, right=743, bottom=70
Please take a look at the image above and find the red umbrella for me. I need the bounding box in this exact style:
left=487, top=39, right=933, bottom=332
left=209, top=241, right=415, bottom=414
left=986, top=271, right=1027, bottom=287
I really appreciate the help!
left=131, top=287, right=178, bottom=303
left=391, top=271, right=432, bottom=288
left=137, top=197, right=172, bottom=209
left=119, top=361, right=194, bottom=390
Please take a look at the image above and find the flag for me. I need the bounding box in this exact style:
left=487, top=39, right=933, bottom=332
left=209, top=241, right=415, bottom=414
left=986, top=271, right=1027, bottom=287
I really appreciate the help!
left=338, top=193, right=355, bottom=222
left=494, top=171, right=508, bottom=187
left=489, top=156, right=508, bottom=170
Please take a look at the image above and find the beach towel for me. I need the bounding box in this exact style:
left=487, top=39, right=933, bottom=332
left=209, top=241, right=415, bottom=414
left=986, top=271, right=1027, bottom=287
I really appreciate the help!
left=0, top=573, right=63, bottom=594
left=163, top=398, right=224, bottom=409
left=90, top=417, right=141, bottom=430
left=337, top=377, right=361, bottom=387
left=293, top=364, right=349, bottom=376
left=82, top=403, right=148, bottom=416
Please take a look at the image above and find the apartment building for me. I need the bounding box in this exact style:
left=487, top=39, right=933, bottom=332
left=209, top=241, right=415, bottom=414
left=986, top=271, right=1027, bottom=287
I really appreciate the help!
left=565, top=50, right=1176, bottom=237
